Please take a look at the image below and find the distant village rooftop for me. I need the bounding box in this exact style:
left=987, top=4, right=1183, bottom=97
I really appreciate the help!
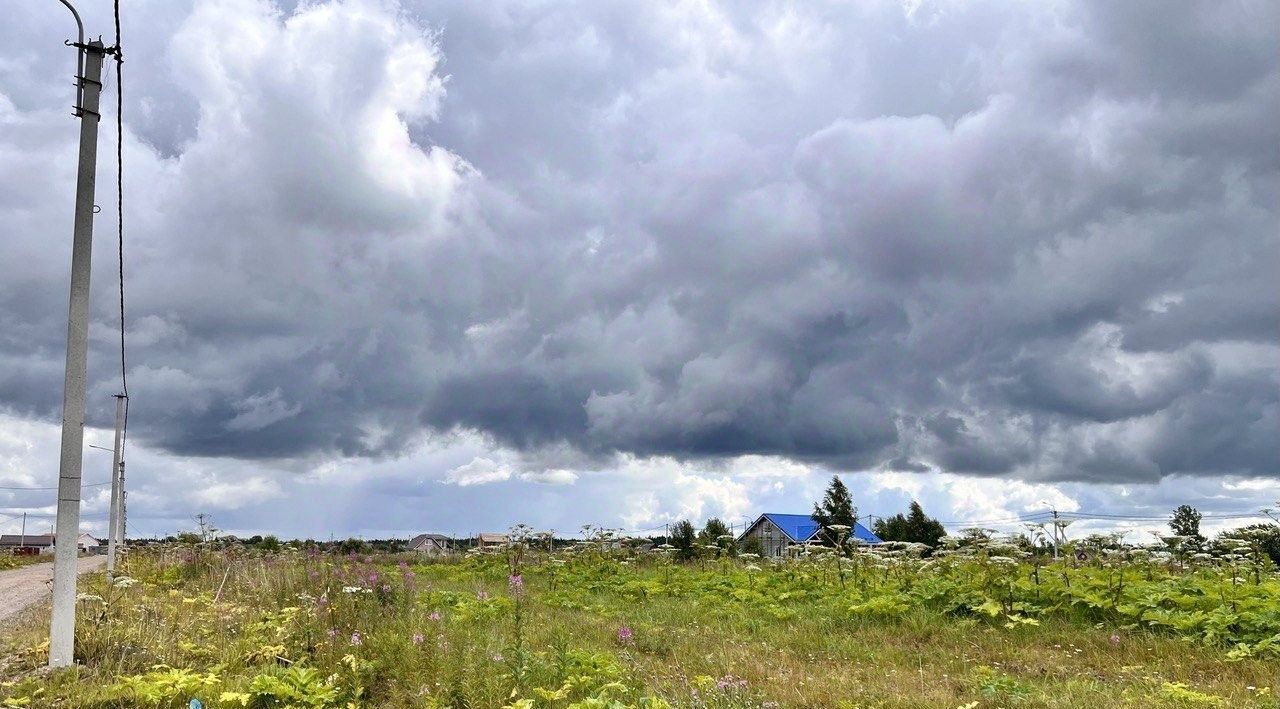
left=737, top=513, right=882, bottom=558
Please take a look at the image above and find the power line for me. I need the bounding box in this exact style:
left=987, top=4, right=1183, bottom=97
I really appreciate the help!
left=113, top=0, right=127, bottom=409
left=0, top=481, right=111, bottom=491
left=109, top=0, right=130, bottom=472
left=1057, top=511, right=1265, bottom=522
left=125, top=522, right=158, bottom=539
left=110, top=0, right=131, bottom=560
left=0, top=511, right=109, bottom=519
left=935, top=511, right=1054, bottom=526
left=1055, top=510, right=1265, bottom=519
left=928, top=509, right=1268, bottom=528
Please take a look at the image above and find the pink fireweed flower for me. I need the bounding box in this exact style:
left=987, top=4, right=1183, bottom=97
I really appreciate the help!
left=508, top=574, right=524, bottom=593
left=492, top=653, right=504, bottom=662
left=381, top=584, right=392, bottom=592
left=616, top=626, right=634, bottom=644
left=716, top=676, right=747, bottom=690
left=398, top=561, right=409, bottom=571
left=350, top=632, right=362, bottom=646
left=428, top=611, right=442, bottom=621
left=476, top=591, right=490, bottom=601
left=326, top=628, right=338, bottom=638
left=1110, top=633, right=1121, bottom=645
left=367, top=572, right=379, bottom=584
left=412, top=633, right=425, bottom=645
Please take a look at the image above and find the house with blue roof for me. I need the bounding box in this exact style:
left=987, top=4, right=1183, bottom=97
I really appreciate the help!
left=736, top=512, right=882, bottom=557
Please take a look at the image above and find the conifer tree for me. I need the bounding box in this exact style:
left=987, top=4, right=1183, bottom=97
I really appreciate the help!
left=812, top=476, right=857, bottom=543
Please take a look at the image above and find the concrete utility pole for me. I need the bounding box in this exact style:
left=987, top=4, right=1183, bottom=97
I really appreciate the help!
left=106, top=394, right=126, bottom=574
left=118, top=461, right=126, bottom=545
left=48, top=34, right=108, bottom=669
left=1050, top=508, right=1060, bottom=560
left=1037, top=499, right=1060, bottom=560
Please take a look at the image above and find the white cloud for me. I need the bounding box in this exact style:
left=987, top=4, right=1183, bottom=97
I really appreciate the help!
left=519, top=468, right=579, bottom=485
left=187, top=477, right=285, bottom=510
left=443, top=457, right=511, bottom=486
left=942, top=476, right=1080, bottom=521
left=607, top=455, right=754, bottom=531
left=725, top=455, right=814, bottom=481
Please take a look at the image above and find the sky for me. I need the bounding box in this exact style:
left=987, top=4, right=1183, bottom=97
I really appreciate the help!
left=1, top=0, right=1276, bottom=543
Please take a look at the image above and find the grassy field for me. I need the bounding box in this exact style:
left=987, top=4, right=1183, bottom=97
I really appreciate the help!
left=1, top=536, right=1277, bottom=708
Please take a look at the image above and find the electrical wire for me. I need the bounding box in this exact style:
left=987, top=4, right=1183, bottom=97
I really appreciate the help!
left=0, top=481, right=111, bottom=491
left=935, top=511, right=1055, bottom=527
left=111, top=0, right=131, bottom=543
left=111, top=0, right=130, bottom=453
left=1056, top=511, right=1266, bottom=521
left=926, top=508, right=1270, bottom=528
left=0, top=511, right=109, bottom=519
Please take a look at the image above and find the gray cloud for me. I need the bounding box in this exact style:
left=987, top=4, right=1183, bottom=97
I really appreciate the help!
left=0, top=0, right=1275, bottom=485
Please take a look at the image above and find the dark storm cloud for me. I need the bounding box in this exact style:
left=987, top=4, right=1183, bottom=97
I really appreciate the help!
left=1000, top=346, right=1214, bottom=424
left=0, top=0, right=1276, bottom=482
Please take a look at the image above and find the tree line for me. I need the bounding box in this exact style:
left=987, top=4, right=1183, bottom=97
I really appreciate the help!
left=163, top=483, right=1279, bottom=566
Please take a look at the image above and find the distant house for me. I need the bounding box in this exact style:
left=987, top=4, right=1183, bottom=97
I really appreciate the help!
left=0, top=534, right=55, bottom=555
left=475, top=532, right=508, bottom=549
left=407, top=534, right=452, bottom=557
left=0, top=532, right=102, bottom=555
left=736, top=513, right=882, bottom=558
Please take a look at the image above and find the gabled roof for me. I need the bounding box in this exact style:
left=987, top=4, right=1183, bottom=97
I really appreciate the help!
left=761, top=513, right=821, bottom=543
left=0, top=534, right=54, bottom=546
left=408, top=534, right=450, bottom=549
left=847, top=521, right=882, bottom=544
left=745, top=513, right=884, bottom=545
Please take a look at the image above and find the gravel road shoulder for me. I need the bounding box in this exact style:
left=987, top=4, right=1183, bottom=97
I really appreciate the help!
left=0, top=556, right=107, bottom=626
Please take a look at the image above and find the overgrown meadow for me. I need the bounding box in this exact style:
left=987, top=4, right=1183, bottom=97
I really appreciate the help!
left=2, top=530, right=1278, bottom=708
left=0, top=555, right=44, bottom=572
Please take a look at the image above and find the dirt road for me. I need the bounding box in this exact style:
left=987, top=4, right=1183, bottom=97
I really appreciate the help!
left=0, top=556, right=106, bottom=624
